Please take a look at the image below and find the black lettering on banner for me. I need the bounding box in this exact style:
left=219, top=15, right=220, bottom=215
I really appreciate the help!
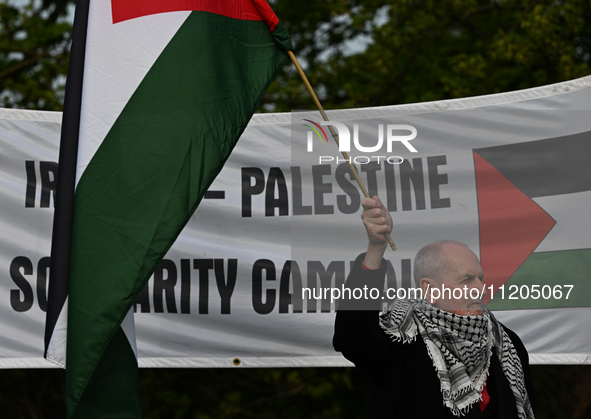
left=291, top=166, right=312, bottom=215
left=132, top=258, right=236, bottom=314
left=10, top=257, right=34, bottom=312
left=335, top=163, right=360, bottom=214
left=153, top=259, right=178, bottom=313
left=194, top=259, right=213, bottom=314
left=180, top=259, right=191, bottom=314
left=306, top=261, right=345, bottom=313
left=25, top=161, right=36, bottom=208
left=24, top=161, right=59, bottom=208
left=241, top=167, right=265, bottom=217
left=400, top=158, right=426, bottom=211
left=331, top=156, right=448, bottom=214
left=243, top=156, right=448, bottom=217
left=279, top=260, right=303, bottom=313
left=384, top=161, right=397, bottom=211
left=360, top=161, right=380, bottom=198
left=252, top=259, right=276, bottom=315
left=427, top=155, right=451, bottom=209
left=39, top=161, right=58, bottom=208
left=134, top=283, right=151, bottom=313
left=311, top=164, right=334, bottom=215
left=37, top=257, right=51, bottom=312
left=265, top=167, right=288, bottom=216
left=214, top=259, right=237, bottom=314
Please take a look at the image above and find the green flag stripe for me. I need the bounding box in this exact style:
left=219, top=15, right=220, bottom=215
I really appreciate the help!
left=67, top=11, right=288, bottom=415
left=487, top=249, right=591, bottom=310
left=73, top=326, right=141, bottom=418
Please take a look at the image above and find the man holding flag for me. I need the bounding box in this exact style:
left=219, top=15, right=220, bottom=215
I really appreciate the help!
left=334, top=195, right=535, bottom=418
left=44, top=1, right=292, bottom=417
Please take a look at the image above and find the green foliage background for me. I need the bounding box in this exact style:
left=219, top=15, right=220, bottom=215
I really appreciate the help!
left=1, top=0, right=590, bottom=417
left=1, top=366, right=590, bottom=418
left=0, top=0, right=71, bottom=109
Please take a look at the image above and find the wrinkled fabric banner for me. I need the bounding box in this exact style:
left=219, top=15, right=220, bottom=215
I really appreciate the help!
left=2, top=75, right=591, bottom=368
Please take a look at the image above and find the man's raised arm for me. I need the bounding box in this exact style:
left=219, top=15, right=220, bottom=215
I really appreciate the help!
left=333, top=196, right=393, bottom=364
left=361, top=195, right=393, bottom=269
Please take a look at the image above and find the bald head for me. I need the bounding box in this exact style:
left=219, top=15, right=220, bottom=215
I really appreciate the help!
left=413, top=240, right=470, bottom=284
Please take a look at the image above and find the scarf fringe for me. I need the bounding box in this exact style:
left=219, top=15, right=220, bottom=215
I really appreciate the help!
left=379, top=327, right=417, bottom=344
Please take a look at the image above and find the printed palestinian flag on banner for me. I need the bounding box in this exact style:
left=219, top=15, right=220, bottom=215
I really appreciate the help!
left=44, top=0, right=292, bottom=417
left=474, top=132, right=591, bottom=310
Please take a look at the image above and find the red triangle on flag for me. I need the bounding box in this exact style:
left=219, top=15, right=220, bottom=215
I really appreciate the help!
left=474, top=152, right=555, bottom=304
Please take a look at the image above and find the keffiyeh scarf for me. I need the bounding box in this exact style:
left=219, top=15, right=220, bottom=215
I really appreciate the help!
left=379, top=299, right=535, bottom=418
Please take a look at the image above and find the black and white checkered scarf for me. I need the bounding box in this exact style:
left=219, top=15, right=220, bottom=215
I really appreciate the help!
left=379, top=298, right=534, bottom=418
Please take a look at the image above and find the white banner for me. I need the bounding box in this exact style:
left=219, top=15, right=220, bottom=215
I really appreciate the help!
left=2, top=76, right=591, bottom=368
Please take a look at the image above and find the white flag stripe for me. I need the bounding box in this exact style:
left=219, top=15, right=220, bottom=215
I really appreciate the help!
left=121, top=308, right=138, bottom=360
left=77, top=2, right=190, bottom=186
left=45, top=299, right=68, bottom=367
left=533, top=191, right=591, bottom=253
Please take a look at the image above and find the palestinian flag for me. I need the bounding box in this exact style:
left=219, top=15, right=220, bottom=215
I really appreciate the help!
left=475, top=132, right=591, bottom=310
left=44, top=0, right=292, bottom=417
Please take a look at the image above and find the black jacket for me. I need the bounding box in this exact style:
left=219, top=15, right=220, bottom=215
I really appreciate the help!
left=333, top=254, right=534, bottom=419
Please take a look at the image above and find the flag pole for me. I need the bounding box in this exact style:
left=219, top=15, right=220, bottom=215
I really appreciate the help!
left=287, top=50, right=397, bottom=251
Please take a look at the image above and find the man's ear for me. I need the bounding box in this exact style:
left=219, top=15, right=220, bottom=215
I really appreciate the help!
left=420, top=278, right=438, bottom=304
